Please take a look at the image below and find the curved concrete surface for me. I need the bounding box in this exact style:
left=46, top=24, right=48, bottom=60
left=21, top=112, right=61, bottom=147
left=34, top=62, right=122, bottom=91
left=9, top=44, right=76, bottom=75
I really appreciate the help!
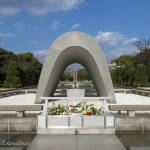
left=35, top=31, right=116, bottom=103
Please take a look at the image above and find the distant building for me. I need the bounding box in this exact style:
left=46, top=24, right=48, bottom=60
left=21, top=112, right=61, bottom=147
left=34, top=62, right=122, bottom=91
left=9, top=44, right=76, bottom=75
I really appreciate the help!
left=72, top=68, right=79, bottom=82
left=108, top=63, right=125, bottom=71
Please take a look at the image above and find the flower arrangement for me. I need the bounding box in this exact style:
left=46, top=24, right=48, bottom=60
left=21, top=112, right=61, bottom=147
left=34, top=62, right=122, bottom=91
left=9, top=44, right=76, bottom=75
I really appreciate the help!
left=47, top=103, right=70, bottom=116
left=70, top=102, right=82, bottom=113
left=47, top=102, right=102, bottom=116
left=81, top=104, right=102, bottom=116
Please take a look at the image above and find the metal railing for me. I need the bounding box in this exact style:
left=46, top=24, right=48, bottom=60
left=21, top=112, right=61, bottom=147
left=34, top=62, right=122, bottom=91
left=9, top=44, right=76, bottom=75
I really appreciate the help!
left=41, top=96, right=111, bottom=115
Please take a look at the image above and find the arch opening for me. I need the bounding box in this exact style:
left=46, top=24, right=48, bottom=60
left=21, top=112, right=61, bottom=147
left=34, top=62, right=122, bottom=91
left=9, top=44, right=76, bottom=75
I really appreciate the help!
left=43, top=46, right=108, bottom=98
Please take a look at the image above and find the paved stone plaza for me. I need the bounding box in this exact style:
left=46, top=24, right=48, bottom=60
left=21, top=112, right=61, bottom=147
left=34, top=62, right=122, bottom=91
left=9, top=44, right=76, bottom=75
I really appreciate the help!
left=27, top=135, right=126, bottom=150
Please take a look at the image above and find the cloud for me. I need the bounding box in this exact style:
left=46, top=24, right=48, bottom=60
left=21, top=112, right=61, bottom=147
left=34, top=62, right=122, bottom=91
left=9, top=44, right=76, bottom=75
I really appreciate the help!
left=0, top=32, right=16, bottom=37
left=105, top=46, right=139, bottom=63
left=0, top=21, right=4, bottom=24
left=0, top=0, right=84, bottom=17
left=71, top=23, right=80, bottom=29
left=33, top=50, right=48, bottom=63
left=94, top=31, right=140, bottom=62
left=0, top=7, right=20, bottom=17
left=50, top=21, right=61, bottom=30
left=14, top=23, right=29, bottom=32
left=122, top=37, right=138, bottom=46
left=33, top=50, right=48, bottom=56
left=31, top=40, right=38, bottom=44
left=95, top=31, right=126, bottom=47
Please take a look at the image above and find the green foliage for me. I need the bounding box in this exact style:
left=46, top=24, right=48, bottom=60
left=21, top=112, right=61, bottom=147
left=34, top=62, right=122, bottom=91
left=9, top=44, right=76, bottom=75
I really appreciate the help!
left=110, top=71, right=117, bottom=84
left=47, top=103, right=70, bottom=116
left=81, top=104, right=102, bottom=115
left=124, top=63, right=134, bottom=86
left=61, top=72, right=73, bottom=81
left=77, top=69, right=90, bottom=81
left=3, top=61, right=22, bottom=88
left=17, top=55, right=42, bottom=86
left=127, top=67, right=135, bottom=86
left=111, top=55, right=132, bottom=65
left=132, top=49, right=150, bottom=81
left=0, top=47, right=42, bottom=87
left=132, top=64, right=149, bottom=87
left=110, top=54, right=150, bottom=87
left=0, top=47, right=17, bottom=83
left=66, top=72, right=73, bottom=81
left=61, top=68, right=90, bottom=82
left=17, top=52, right=33, bottom=62
left=116, top=67, right=125, bottom=84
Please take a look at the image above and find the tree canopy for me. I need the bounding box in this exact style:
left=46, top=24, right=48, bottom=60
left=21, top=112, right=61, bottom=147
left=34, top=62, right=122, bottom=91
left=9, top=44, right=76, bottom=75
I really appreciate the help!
left=3, top=61, right=22, bottom=88
left=0, top=47, right=42, bottom=87
left=110, top=49, right=150, bottom=87
left=77, top=69, right=90, bottom=81
left=132, top=64, right=149, bottom=87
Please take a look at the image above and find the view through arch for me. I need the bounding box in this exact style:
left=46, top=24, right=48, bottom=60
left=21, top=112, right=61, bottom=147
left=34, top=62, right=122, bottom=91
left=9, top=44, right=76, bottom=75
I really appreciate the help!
left=58, top=64, right=94, bottom=93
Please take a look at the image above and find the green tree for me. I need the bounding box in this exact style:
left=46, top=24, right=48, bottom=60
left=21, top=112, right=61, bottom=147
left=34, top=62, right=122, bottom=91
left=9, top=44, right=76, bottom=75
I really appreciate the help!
left=61, top=72, right=73, bottom=81
left=132, top=48, right=150, bottom=81
left=61, top=72, right=66, bottom=81
left=110, top=62, right=136, bottom=86
left=132, top=64, right=149, bottom=87
left=0, top=47, right=16, bottom=83
left=77, top=69, right=90, bottom=81
left=110, top=70, right=117, bottom=84
left=124, top=63, right=134, bottom=86
left=115, top=67, right=125, bottom=85
left=0, top=48, right=42, bottom=87
left=30, top=58, right=42, bottom=85
left=17, top=53, right=42, bottom=86
left=111, top=55, right=132, bottom=65
left=3, top=61, right=22, bottom=88
left=127, top=67, right=136, bottom=86
left=66, top=72, right=73, bottom=81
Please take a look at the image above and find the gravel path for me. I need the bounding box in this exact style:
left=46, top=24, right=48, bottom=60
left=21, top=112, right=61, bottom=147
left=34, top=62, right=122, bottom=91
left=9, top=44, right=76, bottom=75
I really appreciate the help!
left=0, top=93, right=150, bottom=105
left=115, top=93, right=150, bottom=105
left=0, top=93, right=36, bottom=105
left=0, top=93, right=150, bottom=114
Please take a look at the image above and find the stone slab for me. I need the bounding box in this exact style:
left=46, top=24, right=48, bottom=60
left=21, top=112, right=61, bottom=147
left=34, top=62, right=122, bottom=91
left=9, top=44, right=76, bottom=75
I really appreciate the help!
left=37, top=128, right=115, bottom=134
left=0, top=117, right=37, bottom=124
left=27, top=135, right=125, bottom=150
left=0, top=105, right=43, bottom=111
left=0, top=116, right=37, bottom=132
left=115, top=117, right=142, bottom=123
left=109, top=105, right=150, bottom=111
left=0, top=148, right=23, bottom=150
left=10, top=124, right=36, bottom=132
left=116, top=124, right=141, bottom=132
left=130, top=147, right=150, bottom=150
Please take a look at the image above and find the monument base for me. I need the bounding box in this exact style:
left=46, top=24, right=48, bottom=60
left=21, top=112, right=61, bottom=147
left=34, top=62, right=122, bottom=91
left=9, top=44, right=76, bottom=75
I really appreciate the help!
left=37, top=113, right=115, bottom=134
left=37, top=127, right=115, bottom=134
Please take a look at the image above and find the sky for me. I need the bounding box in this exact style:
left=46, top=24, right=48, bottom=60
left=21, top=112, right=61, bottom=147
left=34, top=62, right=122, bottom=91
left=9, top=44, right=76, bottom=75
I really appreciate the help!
left=0, top=0, right=150, bottom=66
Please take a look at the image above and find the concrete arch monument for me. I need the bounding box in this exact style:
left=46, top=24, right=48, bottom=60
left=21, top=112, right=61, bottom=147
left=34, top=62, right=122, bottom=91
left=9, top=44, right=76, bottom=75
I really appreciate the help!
left=35, top=31, right=116, bottom=103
